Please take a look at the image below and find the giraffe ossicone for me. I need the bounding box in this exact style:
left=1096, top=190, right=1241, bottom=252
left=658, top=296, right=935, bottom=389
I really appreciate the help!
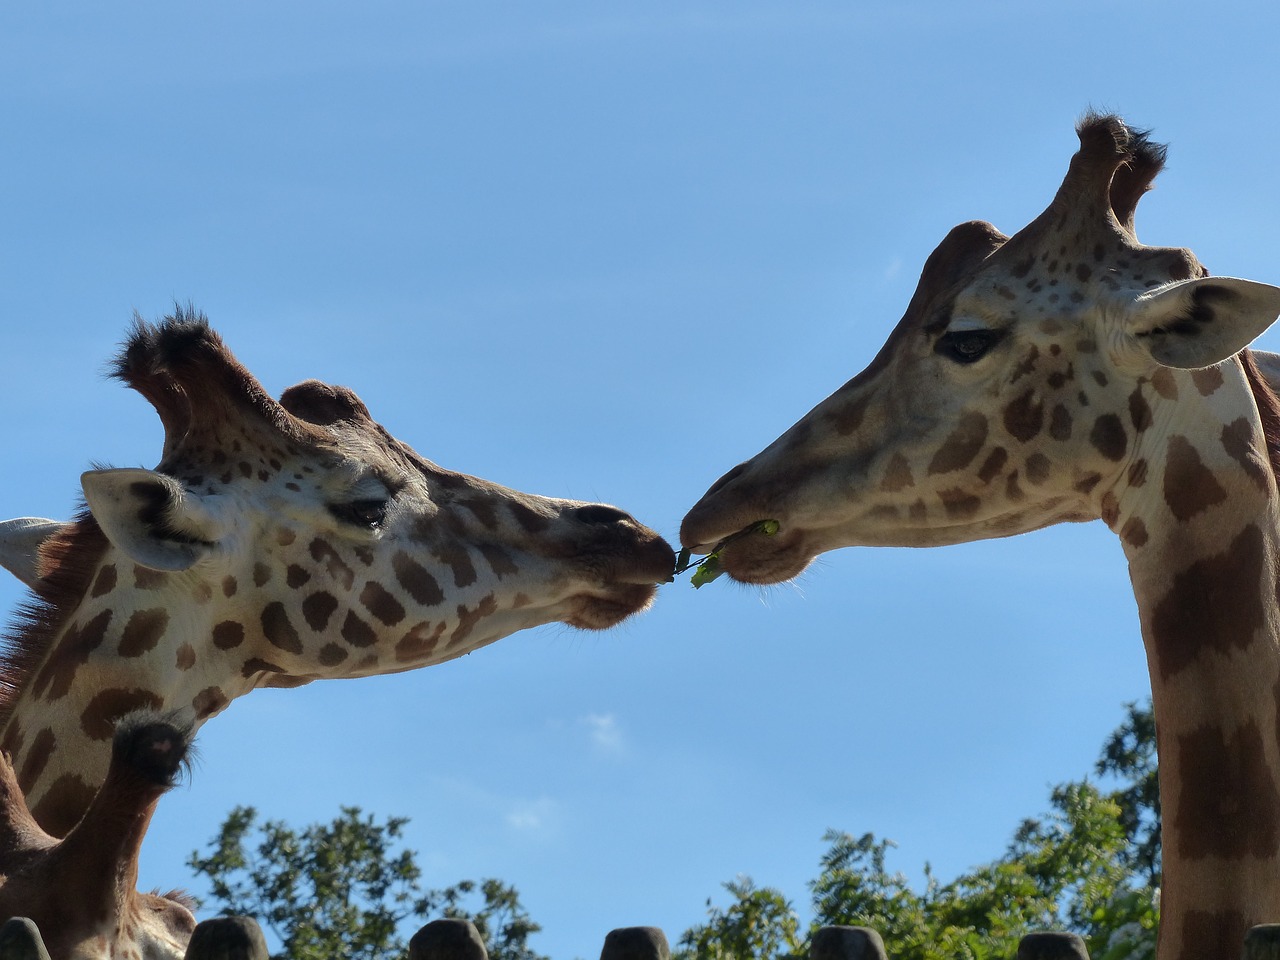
left=682, top=114, right=1280, bottom=959
left=0, top=311, right=674, bottom=839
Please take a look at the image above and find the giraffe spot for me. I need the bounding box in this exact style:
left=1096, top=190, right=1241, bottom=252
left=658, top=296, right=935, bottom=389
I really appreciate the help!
left=1089, top=414, right=1127, bottom=462
left=938, top=489, right=981, bottom=519
left=1090, top=370, right=1108, bottom=388
left=360, top=581, right=406, bottom=627
left=1002, top=389, right=1044, bottom=443
left=342, top=611, right=377, bottom=648
left=261, top=602, right=302, bottom=654
left=285, top=482, right=301, bottom=492
left=1077, top=390, right=1090, bottom=407
left=90, top=564, right=118, bottom=598
left=977, top=447, right=1008, bottom=484
left=212, top=620, right=245, bottom=650
left=286, top=564, right=311, bottom=589
left=396, top=621, right=446, bottom=663
left=238, top=462, right=252, bottom=479
left=1099, top=492, right=1120, bottom=527
left=1128, top=459, right=1149, bottom=487
left=176, top=643, right=196, bottom=670
left=908, top=499, right=928, bottom=522
left=479, top=544, right=519, bottom=578
left=1005, top=472, right=1024, bottom=502
left=32, top=608, right=111, bottom=702
left=1049, top=404, right=1072, bottom=441
left=302, top=591, right=339, bottom=631
left=1010, top=346, right=1040, bottom=383
left=0, top=719, right=25, bottom=759
left=1221, top=417, right=1271, bottom=492
left=1120, top=517, right=1148, bottom=548
left=450, top=595, right=499, bottom=647
left=1075, top=263, right=1092, bottom=281
left=393, top=553, right=444, bottom=606
left=880, top=453, right=914, bottom=492
left=928, top=413, right=989, bottom=475
left=318, top=642, right=349, bottom=666
left=1046, top=363, right=1074, bottom=390
left=253, top=563, right=272, bottom=587
left=1151, top=524, right=1266, bottom=680
left=1072, top=472, right=1102, bottom=495
left=354, top=546, right=374, bottom=566
left=507, top=501, right=551, bottom=534
left=1175, top=721, right=1280, bottom=858
left=241, top=657, right=285, bottom=679
left=1179, top=911, right=1247, bottom=960
left=434, top=542, right=477, bottom=589
left=1128, top=388, right=1153, bottom=433
left=222, top=575, right=238, bottom=598
left=1025, top=454, right=1051, bottom=485
left=192, top=686, right=229, bottom=720
left=275, top=529, right=296, bottom=547
left=1164, top=435, right=1227, bottom=520
left=863, top=505, right=900, bottom=522
left=257, top=470, right=271, bottom=482
left=118, top=608, right=169, bottom=658
left=19, top=728, right=57, bottom=786
left=1191, top=365, right=1225, bottom=397
left=32, top=775, right=98, bottom=839
left=309, top=538, right=355, bottom=591
left=1150, top=367, right=1179, bottom=400
left=80, top=688, right=164, bottom=740
left=460, top=498, right=499, bottom=530
left=830, top=394, right=871, bottom=436
left=133, top=566, right=165, bottom=589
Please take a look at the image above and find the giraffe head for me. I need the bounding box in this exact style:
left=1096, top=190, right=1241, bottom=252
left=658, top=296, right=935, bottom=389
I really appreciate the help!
left=0, top=711, right=197, bottom=960
left=0, top=312, right=673, bottom=835
left=681, top=114, right=1280, bottom=582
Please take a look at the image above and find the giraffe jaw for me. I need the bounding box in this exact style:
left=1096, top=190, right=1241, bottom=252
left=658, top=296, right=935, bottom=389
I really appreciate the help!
left=562, top=531, right=676, bottom=628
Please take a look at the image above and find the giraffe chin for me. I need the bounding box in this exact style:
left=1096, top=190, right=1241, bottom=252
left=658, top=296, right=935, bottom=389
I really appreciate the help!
left=715, top=528, right=815, bottom=585
left=565, top=583, right=660, bottom=629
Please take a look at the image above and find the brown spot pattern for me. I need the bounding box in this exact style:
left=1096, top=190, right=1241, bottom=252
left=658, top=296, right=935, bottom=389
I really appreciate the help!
left=1150, top=524, right=1266, bottom=680
left=1128, top=388, right=1153, bottom=433
left=1128, top=460, right=1148, bottom=487
left=1191, top=365, right=1225, bottom=396
left=342, top=611, right=377, bottom=647
left=176, top=643, right=196, bottom=670
left=90, top=564, right=117, bottom=598
left=393, top=553, right=445, bottom=606
left=222, top=575, right=238, bottom=598
left=193, top=686, right=229, bottom=719
left=880, top=453, right=914, bottom=492
left=286, top=564, right=311, bottom=588
left=938, top=489, right=981, bottom=519
left=118, top=608, right=169, bottom=658
left=479, top=544, right=519, bottom=578
left=1221, top=418, right=1271, bottom=492
left=19, top=728, right=57, bottom=786
left=319, top=643, right=349, bottom=667
left=212, top=620, right=245, bottom=650
left=1089, top=414, right=1127, bottom=462
left=396, top=621, right=446, bottom=663
left=33, top=775, right=98, bottom=838
left=435, top=542, right=477, bottom=589
left=1003, top=389, right=1044, bottom=442
left=261, top=602, right=302, bottom=654
left=450, top=595, right=499, bottom=647
left=1120, top=518, right=1148, bottom=548
left=928, top=413, right=989, bottom=475
left=1150, top=368, right=1179, bottom=400
left=1049, top=404, right=1072, bottom=441
left=361, top=581, right=406, bottom=626
left=302, top=591, right=339, bottom=631
left=1175, top=721, right=1280, bottom=858
left=33, top=609, right=112, bottom=701
left=508, top=501, right=551, bottom=534
left=977, top=448, right=1008, bottom=484
left=309, top=538, right=355, bottom=590
left=1164, top=435, right=1227, bottom=521
left=1025, top=454, right=1051, bottom=485
left=831, top=394, right=871, bottom=436
left=253, top=563, right=272, bottom=587
left=80, top=687, right=164, bottom=740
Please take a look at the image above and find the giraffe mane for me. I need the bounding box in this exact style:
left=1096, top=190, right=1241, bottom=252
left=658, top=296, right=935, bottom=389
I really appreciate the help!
left=0, top=511, right=109, bottom=731
left=1241, top=349, right=1280, bottom=484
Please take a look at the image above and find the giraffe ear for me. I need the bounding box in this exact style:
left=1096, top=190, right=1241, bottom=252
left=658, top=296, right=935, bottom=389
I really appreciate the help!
left=81, top=468, right=223, bottom=572
left=1125, top=277, right=1280, bottom=369
left=0, top=517, right=70, bottom=588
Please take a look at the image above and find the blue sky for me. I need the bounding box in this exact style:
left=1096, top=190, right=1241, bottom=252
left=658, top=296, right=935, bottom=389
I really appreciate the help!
left=3, top=3, right=1280, bottom=957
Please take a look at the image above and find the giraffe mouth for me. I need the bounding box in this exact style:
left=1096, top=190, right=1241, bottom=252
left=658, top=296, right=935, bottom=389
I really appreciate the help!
left=682, top=520, right=814, bottom=586
left=564, top=532, right=675, bottom=629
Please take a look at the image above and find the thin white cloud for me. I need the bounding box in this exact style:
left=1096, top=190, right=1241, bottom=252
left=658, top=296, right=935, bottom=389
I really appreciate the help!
left=580, top=712, right=625, bottom=757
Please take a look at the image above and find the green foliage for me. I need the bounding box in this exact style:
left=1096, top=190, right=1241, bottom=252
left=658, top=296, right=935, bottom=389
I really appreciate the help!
left=187, top=806, right=546, bottom=960
left=679, top=702, right=1162, bottom=960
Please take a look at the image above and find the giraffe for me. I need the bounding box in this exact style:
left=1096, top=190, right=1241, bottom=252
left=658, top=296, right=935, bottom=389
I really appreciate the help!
left=0, top=311, right=675, bottom=839
left=0, top=710, right=197, bottom=960
left=680, top=115, right=1280, bottom=960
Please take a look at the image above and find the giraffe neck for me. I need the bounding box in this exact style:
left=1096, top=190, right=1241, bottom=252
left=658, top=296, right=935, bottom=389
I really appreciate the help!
left=1111, top=358, right=1280, bottom=959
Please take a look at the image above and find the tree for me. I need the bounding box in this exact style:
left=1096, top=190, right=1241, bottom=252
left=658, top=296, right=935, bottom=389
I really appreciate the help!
left=188, top=806, right=547, bottom=960
left=678, top=701, right=1161, bottom=960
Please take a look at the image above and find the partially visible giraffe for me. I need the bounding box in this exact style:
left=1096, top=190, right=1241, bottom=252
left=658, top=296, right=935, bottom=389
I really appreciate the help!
left=0, top=710, right=197, bottom=960
left=681, top=115, right=1280, bottom=959
left=0, top=312, right=674, bottom=838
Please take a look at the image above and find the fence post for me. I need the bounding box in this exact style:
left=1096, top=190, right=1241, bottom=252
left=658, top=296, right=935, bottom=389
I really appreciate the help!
left=1016, top=932, right=1090, bottom=959
left=1243, top=924, right=1280, bottom=959
left=408, top=918, right=488, bottom=960
left=183, top=916, right=269, bottom=960
left=810, top=925, right=889, bottom=960
left=599, top=926, right=670, bottom=960
left=0, top=918, right=50, bottom=960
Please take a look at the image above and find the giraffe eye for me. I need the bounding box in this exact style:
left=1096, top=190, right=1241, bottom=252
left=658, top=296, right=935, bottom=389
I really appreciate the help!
left=330, top=499, right=388, bottom=528
left=936, top=328, right=1004, bottom=364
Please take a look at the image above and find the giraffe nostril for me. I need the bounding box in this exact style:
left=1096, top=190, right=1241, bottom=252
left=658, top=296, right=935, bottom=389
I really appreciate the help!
left=572, top=504, right=633, bottom=526
left=704, top=462, right=749, bottom=498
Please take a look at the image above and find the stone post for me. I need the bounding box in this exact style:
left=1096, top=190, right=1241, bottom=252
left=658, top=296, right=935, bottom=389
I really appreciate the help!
left=183, top=916, right=269, bottom=960
left=0, top=918, right=50, bottom=960
left=408, top=918, right=489, bottom=960
left=810, top=925, right=889, bottom=959
left=1016, top=931, right=1090, bottom=959
left=1244, top=924, right=1280, bottom=960
left=599, top=926, right=670, bottom=960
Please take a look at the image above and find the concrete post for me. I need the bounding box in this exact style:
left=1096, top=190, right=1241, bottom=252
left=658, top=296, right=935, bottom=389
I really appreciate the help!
left=409, top=918, right=489, bottom=960
left=183, top=916, right=269, bottom=960
left=1243, top=924, right=1280, bottom=960
left=599, top=926, right=671, bottom=960
left=810, top=925, right=889, bottom=959
left=0, top=918, right=50, bottom=960
left=1016, top=932, right=1090, bottom=959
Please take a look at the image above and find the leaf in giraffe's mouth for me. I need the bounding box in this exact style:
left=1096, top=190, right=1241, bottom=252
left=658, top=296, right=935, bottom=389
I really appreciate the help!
left=674, top=519, right=780, bottom=588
